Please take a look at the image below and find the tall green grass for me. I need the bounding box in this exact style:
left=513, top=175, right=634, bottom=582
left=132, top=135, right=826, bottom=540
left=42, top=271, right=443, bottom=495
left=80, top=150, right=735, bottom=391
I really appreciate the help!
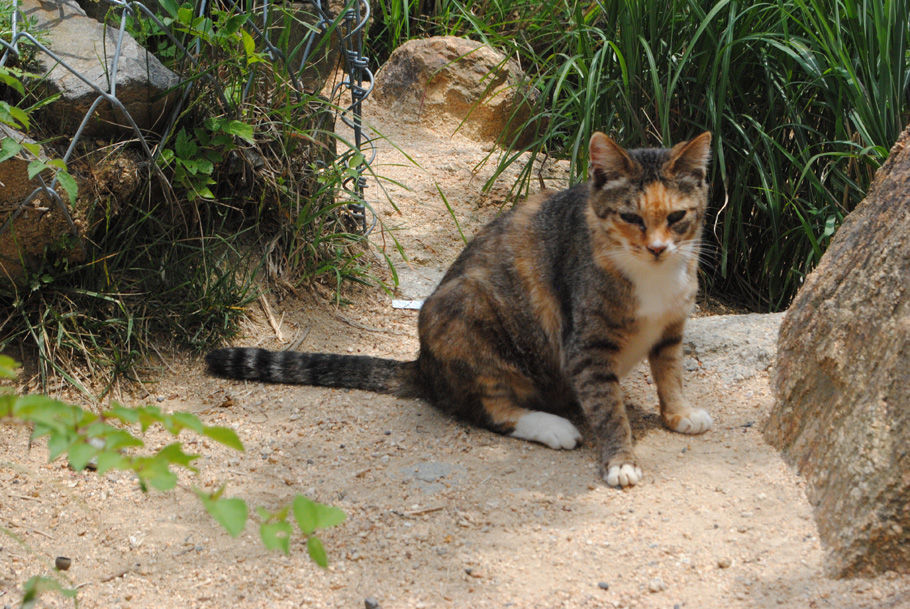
left=369, top=0, right=910, bottom=310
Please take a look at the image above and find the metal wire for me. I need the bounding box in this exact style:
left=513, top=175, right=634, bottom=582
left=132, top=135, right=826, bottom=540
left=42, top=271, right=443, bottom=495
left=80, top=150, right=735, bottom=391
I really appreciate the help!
left=0, top=0, right=374, bottom=244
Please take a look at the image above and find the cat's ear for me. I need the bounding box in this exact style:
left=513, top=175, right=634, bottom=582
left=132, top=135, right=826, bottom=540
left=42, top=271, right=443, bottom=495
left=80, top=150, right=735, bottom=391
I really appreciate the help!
left=589, top=132, right=641, bottom=188
left=663, top=131, right=712, bottom=182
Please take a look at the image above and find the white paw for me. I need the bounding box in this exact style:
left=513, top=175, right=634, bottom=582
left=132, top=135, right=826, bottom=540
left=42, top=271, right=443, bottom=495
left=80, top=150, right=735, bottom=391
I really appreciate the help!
left=510, top=411, right=582, bottom=450
left=669, top=408, right=713, bottom=434
left=604, top=463, right=643, bottom=488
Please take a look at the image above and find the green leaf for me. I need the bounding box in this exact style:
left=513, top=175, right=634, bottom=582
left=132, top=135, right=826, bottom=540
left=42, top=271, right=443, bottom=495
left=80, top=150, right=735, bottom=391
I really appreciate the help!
left=104, top=404, right=140, bottom=424
left=200, top=495, right=248, bottom=537
left=313, top=502, right=346, bottom=530
left=0, top=354, right=19, bottom=375
left=56, top=169, right=78, bottom=204
left=21, top=141, right=41, bottom=157
left=195, top=185, right=215, bottom=200
left=0, top=137, right=21, bottom=163
left=260, top=521, right=292, bottom=554
left=195, top=158, right=214, bottom=175
left=223, top=13, right=247, bottom=36
left=139, top=457, right=178, bottom=491
left=176, top=5, right=193, bottom=25
left=9, top=105, right=29, bottom=129
left=292, top=495, right=317, bottom=534
left=157, top=442, right=200, bottom=469
left=174, top=128, right=196, bottom=158
left=241, top=29, right=256, bottom=59
left=158, top=0, right=179, bottom=18
left=0, top=69, right=25, bottom=95
left=224, top=120, right=255, bottom=144
left=307, top=535, right=328, bottom=567
left=202, top=426, right=244, bottom=451
left=67, top=441, right=99, bottom=471
left=46, top=432, right=72, bottom=461
left=27, top=159, right=47, bottom=180
left=171, top=411, right=204, bottom=434
left=293, top=495, right=345, bottom=533
left=136, top=405, right=165, bottom=431
left=95, top=451, right=129, bottom=474
left=100, top=429, right=144, bottom=451
left=0, top=102, right=29, bottom=129
left=0, top=394, right=13, bottom=417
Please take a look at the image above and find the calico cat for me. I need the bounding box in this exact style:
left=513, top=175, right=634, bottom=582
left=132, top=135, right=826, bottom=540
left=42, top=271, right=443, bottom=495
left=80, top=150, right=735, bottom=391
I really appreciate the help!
left=206, top=131, right=714, bottom=488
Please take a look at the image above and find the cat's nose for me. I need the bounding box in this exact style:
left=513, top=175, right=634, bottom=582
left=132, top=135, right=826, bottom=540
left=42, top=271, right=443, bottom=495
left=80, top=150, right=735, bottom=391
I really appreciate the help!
left=647, top=244, right=667, bottom=257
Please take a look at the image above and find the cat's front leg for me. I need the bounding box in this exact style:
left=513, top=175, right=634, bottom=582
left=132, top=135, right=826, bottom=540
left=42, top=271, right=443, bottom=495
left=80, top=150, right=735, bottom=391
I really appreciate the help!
left=648, top=321, right=712, bottom=434
left=567, top=351, right=641, bottom=487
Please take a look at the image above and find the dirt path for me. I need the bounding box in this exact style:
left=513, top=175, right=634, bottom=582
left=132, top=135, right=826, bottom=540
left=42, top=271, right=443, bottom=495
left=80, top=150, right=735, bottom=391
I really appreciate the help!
left=2, top=97, right=908, bottom=609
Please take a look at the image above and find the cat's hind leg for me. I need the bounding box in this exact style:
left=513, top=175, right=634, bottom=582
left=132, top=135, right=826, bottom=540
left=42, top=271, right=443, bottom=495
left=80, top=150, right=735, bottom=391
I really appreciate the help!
left=509, top=410, right=582, bottom=449
left=479, top=375, right=582, bottom=450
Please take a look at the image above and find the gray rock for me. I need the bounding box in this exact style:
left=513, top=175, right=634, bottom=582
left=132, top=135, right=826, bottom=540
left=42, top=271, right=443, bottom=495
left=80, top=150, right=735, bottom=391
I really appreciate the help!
left=684, top=313, right=783, bottom=383
left=394, top=265, right=446, bottom=301
left=397, top=460, right=462, bottom=494
left=409, top=461, right=453, bottom=483
left=21, top=0, right=179, bottom=136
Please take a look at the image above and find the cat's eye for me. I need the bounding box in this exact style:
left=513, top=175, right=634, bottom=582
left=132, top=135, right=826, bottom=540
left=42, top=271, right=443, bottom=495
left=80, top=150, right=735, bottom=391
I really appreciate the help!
left=667, top=210, right=686, bottom=224
left=619, top=212, right=645, bottom=228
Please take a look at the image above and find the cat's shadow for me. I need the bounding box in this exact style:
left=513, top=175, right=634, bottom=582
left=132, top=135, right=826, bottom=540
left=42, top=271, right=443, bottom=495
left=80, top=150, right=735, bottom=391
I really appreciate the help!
left=564, top=399, right=664, bottom=440
left=626, top=399, right=665, bottom=435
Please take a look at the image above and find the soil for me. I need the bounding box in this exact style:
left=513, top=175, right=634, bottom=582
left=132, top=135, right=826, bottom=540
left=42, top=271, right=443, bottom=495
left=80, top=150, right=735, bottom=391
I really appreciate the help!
left=2, top=91, right=909, bottom=609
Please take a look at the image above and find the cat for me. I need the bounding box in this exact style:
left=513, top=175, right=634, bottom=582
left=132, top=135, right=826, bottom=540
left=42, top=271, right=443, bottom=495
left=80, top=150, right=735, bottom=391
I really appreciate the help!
left=206, top=130, right=714, bottom=488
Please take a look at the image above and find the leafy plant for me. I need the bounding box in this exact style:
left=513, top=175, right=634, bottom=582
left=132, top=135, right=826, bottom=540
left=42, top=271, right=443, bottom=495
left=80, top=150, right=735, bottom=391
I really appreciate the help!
left=1, top=355, right=345, bottom=606
left=1, top=0, right=376, bottom=391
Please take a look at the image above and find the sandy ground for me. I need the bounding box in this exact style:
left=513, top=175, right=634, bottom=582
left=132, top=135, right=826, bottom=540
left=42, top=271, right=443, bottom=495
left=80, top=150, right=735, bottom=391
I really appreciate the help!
left=2, top=94, right=909, bottom=609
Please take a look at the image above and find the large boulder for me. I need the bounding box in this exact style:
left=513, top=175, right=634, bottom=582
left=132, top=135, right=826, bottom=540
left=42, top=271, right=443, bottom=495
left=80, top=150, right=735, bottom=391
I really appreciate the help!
left=372, top=36, right=540, bottom=148
left=20, top=0, right=179, bottom=137
left=765, top=127, right=910, bottom=577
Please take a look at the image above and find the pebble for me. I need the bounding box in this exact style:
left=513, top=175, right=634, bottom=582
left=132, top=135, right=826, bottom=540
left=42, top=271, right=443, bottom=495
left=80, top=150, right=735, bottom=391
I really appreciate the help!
left=55, top=556, right=71, bottom=571
left=648, top=577, right=666, bottom=593
left=364, top=597, right=379, bottom=609
left=718, top=556, right=733, bottom=568
left=597, top=581, right=610, bottom=590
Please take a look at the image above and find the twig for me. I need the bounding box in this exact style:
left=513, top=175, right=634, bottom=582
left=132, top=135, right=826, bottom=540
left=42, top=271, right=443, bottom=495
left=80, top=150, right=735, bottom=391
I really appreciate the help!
left=149, top=341, right=177, bottom=374
left=393, top=505, right=445, bottom=518
left=30, top=527, right=53, bottom=539
left=285, top=327, right=311, bottom=352
left=333, top=313, right=411, bottom=337
left=259, top=294, right=284, bottom=342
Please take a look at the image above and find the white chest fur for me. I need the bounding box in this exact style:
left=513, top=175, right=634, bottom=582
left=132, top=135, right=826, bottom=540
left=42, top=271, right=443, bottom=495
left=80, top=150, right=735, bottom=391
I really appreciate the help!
left=612, top=256, right=695, bottom=377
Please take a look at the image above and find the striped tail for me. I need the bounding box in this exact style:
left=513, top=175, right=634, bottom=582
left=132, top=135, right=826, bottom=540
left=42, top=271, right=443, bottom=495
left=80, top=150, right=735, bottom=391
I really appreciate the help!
left=205, top=347, right=418, bottom=395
